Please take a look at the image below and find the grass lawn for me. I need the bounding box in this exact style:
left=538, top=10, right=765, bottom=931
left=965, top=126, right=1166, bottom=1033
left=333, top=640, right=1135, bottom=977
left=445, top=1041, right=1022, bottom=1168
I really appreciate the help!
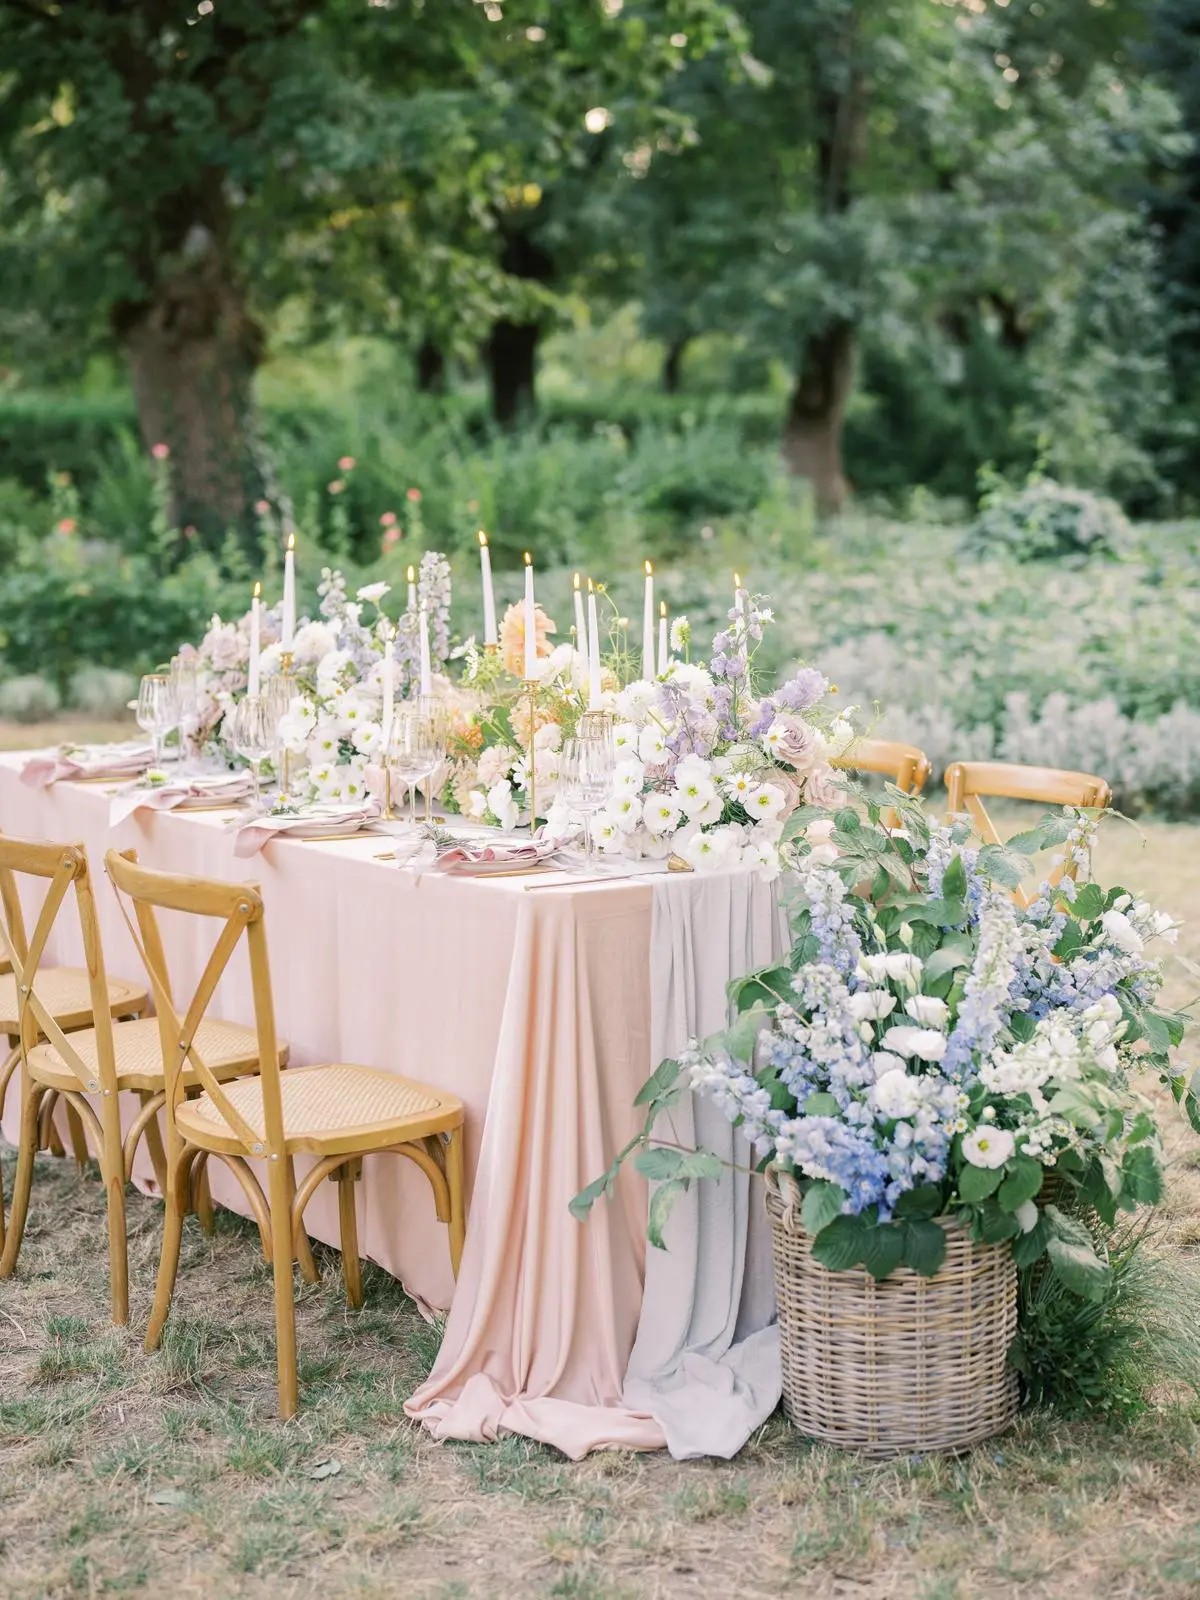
left=0, top=733, right=1198, bottom=1598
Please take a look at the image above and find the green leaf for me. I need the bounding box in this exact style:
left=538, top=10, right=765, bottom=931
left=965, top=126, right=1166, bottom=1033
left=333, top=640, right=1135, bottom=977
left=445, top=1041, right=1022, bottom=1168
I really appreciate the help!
left=1070, top=883, right=1105, bottom=921
left=810, top=1214, right=868, bottom=1272
left=1122, top=1143, right=1165, bottom=1206
left=977, top=1200, right=1021, bottom=1244
left=647, top=1179, right=685, bottom=1251
left=722, top=1002, right=768, bottom=1066
left=801, top=1092, right=840, bottom=1117
left=634, top=1056, right=682, bottom=1108
left=861, top=1224, right=906, bottom=1281
left=1046, top=1232, right=1111, bottom=1301
left=975, top=844, right=1025, bottom=890
left=569, top=1162, right=619, bottom=1222
left=1009, top=1012, right=1037, bottom=1043
left=893, top=1183, right=943, bottom=1221
left=997, top=1156, right=1045, bottom=1211
left=923, top=946, right=972, bottom=984
left=1011, top=1212, right=1052, bottom=1269
left=903, top=1218, right=948, bottom=1276
left=833, top=807, right=861, bottom=834
left=634, top=1147, right=685, bottom=1182
left=801, top=1180, right=848, bottom=1236
left=941, top=855, right=968, bottom=900
left=958, top=1163, right=1003, bottom=1202
left=730, top=966, right=791, bottom=1014
left=1052, top=920, right=1084, bottom=960
left=909, top=921, right=942, bottom=958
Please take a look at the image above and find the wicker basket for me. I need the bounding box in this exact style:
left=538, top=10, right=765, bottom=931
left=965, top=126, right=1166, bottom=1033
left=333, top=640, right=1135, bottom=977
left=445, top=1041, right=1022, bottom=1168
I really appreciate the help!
left=766, top=1170, right=1019, bottom=1458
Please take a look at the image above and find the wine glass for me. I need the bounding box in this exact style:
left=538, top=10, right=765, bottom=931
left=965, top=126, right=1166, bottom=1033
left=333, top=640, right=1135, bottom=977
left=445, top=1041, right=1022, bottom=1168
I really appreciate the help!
left=229, top=695, right=274, bottom=810
left=136, top=673, right=178, bottom=770
left=387, top=705, right=445, bottom=827
left=260, top=675, right=295, bottom=796
left=558, top=735, right=615, bottom=862
left=170, top=655, right=199, bottom=770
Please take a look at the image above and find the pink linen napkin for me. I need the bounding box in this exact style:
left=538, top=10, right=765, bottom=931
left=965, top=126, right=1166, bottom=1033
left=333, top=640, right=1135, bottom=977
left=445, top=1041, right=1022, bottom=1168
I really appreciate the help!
left=230, top=803, right=380, bottom=859
left=424, top=834, right=564, bottom=875
left=21, top=743, right=154, bottom=790
left=108, top=773, right=254, bottom=827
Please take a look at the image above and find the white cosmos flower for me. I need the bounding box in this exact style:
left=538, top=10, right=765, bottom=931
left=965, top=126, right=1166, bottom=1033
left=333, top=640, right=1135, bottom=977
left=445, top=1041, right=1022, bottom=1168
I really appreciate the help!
left=613, top=758, right=646, bottom=794
left=905, top=995, right=950, bottom=1029
left=880, top=1025, right=947, bottom=1062
left=638, top=724, right=669, bottom=764
left=744, top=782, right=786, bottom=821
left=643, top=794, right=683, bottom=836
left=961, top=1127, right=1015, bottom=1169
left=356, top=581, right=391, bottom=605
left=723, top=771, right=755, bottom=801
left=847, top=990, right=897, bottom=1022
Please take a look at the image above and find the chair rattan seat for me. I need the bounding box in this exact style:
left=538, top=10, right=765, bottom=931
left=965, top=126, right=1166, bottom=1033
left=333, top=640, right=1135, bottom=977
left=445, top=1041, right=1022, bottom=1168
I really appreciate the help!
left=0, top=966, right=146, bottom=1035
left=26, top=1015, right=286, bottom=1095
left=176, top=1062, right=463, bottom=1157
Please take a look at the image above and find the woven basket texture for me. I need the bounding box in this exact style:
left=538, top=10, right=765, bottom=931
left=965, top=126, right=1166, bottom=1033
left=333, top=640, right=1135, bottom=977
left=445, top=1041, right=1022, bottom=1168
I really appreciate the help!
left=766, top=1174, right=1019, bottom=1458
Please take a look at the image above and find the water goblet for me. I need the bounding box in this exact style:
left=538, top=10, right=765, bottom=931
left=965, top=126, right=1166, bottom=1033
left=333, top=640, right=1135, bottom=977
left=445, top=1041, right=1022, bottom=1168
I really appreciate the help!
left=387, top=705, right=445, bottom=828
left=170, top=655, right=199, bottom=769
left=557, top=735, right=615, bottom=863
left=136, top=673, right=178, bottom=770
left=229, top=695, right=275, bottom=810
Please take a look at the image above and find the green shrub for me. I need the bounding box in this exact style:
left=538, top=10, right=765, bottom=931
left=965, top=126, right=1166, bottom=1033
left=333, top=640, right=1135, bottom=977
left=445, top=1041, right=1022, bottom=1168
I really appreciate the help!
left=0, top=673, right=61, bottom=723
left=67, top=665, right=138, bottom=718
left=967, top=473, right=1131, bottom=563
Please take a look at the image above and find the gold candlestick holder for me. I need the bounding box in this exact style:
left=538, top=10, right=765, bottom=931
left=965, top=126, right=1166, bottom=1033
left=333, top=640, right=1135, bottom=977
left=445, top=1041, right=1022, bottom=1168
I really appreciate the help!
left=278, top=651, right=295, bottom=797
left=524, top=677, right=538, bottom=837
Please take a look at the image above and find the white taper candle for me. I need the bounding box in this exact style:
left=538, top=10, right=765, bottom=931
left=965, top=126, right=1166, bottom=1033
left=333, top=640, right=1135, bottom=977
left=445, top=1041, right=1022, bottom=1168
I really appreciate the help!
left=479, top=531, right=498, bottom=646
left=281, top=534, right=296, bottom=649
left=248, top=582, right=261, bottom=696
left=523, top=552, right=537, bottom=680
left=641, top=560, right=656, bottom=680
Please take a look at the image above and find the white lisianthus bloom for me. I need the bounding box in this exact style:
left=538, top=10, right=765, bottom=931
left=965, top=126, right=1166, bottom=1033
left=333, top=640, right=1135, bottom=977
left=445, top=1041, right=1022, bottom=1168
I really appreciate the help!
left=643, top=794, right=684, bottom=836
left=611, top=721, right=640, bottom=756
left=341, top=766, right=369, bottom=803
left=741, top=839, right=781, bottom=881
left=638, top=724, right=669, bottom=764
left=675, top=769, right=717, bottom=817
left=870, top=1050, right=907, bottom=1079
left=872, top=1068, right=922, bottom=1121
left=316, top=648, right=354, bottom=691
left=356, top=581, right=391, bottom=605
left=306, top=721, right=341, bottom=764
left=905, top=995, right=950, bottom=1029
left=961, top=1127, right=1016, bottom=1169
left=884, top=952, right=924, bottom=987
left=467, top=789, right=488, bottom=819
left=692, top=792, right=725, bottom=826
left=258, top=641, right=284, bottom=680
left=609, top=794, right=643, bottom=833
left=848, top=991, right=897, bottom=1023
left=613, top=758, right=647, bottom=795
left=744, top=782, right=786, bottom=822
left=684, top=827, right=735, bottom=872
left=309, top=763, right=338, bottom=795
left=333, top=693, right=372, bottom=736
left=880, top=1025, right=947, bottom=1063
left=487, top=780, right=519, bottom=831
left=616, top=680, right=657, bottom=722
left=1100, top=908, right=1144, bottom=955
left=595, top=818, right=624, bottom=853
left=351, top=720, right=384, bottom=757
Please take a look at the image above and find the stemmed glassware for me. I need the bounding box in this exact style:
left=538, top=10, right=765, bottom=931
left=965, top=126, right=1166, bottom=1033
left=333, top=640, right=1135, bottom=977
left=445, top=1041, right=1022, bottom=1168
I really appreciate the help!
left=170, top=655, right=199, bottom=770
left=557, top=734, right=615, bottom=862
left=228, top=695, right=276, bottom=810
left=386, top=705, right=445, bottom=828
left=136, top=673, right=178, bottom=770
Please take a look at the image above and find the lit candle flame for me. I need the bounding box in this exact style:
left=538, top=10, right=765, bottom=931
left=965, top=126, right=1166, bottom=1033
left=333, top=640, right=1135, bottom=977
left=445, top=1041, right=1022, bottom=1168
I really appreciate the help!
left=253, top=581, right=261, bottom=599
left=660, top=599, right=667, bottom=617
left=524, top=551, right=532, bottom=566
left=587, top=577, right=594, bottom=593
left=573, top=571, right=581, bottom=590
left=287, top=532, right=295, bottom=552
left=734, top=572, right=741, bottom=588
left=407, top=564, right=415, bottom=581
left=477, top=529, right=488, bottom=548
left=644, top=560, right=653, bottom=576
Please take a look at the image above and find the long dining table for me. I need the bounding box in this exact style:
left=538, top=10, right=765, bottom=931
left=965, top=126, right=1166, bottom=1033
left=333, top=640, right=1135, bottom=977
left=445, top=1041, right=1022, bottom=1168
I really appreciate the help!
left=0, top=753, right=783, bottom=1459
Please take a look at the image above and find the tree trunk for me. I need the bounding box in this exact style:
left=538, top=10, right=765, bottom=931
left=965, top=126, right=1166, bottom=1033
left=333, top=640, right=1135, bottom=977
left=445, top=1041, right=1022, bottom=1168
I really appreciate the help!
left=416, top=337, right=446, bottom=393
left=485, top=227, right=553, bottom=425
left=116, top=248, right=264, bottom=546
left=783, top=321, right=855, bottom=514
left=662, top=334, right=689, bottom=394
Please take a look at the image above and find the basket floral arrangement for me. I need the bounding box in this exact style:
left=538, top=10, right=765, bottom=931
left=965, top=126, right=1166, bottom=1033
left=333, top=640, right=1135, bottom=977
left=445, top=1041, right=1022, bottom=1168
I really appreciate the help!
left=575, top=790, right=1193, bottom=1293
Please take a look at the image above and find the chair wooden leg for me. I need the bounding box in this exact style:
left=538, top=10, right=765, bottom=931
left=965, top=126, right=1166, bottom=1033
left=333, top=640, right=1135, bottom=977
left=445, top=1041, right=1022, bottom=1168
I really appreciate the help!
left=139, top=1094, right=169, bottom=1195
left=0, top=1078, right=46, bottom=1278
left=444, top=1126, right=465, bottom=1280
left=145, top=1147, right=197, bottom=1352
left=0, top=1041, right=21, bottom=1123
left=39, top=1092, right=65, bottom=1158
left=66, top=1102, right=91, bottom=1172
left=288, top=1158, right=319, bottom=1285
left=336, top=1159, right=363, bottom=1310
left=191, top=1155, right=215, bottom=1236
left=267, top=1160, right=299, bottom=1420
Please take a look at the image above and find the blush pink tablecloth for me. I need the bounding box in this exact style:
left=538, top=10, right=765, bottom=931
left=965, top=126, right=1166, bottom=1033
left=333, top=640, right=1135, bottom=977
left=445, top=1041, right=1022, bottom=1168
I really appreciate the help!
left=0, top=755, right=667, bottom=1451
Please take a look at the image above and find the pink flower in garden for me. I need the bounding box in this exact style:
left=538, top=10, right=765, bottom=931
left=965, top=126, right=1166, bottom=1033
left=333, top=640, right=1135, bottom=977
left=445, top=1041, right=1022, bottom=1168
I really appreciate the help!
left=406, top=486, right=422, bottom=503
left=379, top=510, right=398, bottom=527
left=254, top=499, right=271, bottom=516
left=327, top=479, right=346, bottom=495
left=183, top=524, right=198, bottom=541
left=57, top=517, right=76, bottom=535
left=151, top=442, right=170, bottom=460
left=381, top=526, right=401, bottom=552
left=338, top=455, right=357, bottom=471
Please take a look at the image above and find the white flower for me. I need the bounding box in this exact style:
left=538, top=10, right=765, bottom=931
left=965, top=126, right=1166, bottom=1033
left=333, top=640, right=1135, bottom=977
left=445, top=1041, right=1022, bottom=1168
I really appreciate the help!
left=487, top=780, right=519, bottom=831
left=858, top=952, right=924, bottom=988
left=905, top=995, right=950, bottom=1029
left=258, top=641, right=283, bottom=679
left=595, top=818, right=623, bottom=853
left=643, top=794, right=684, bottom=836
left=741, top=839, right=781, bottom=881
left=870, top=1050, right=907, bottom=1079
left=961, top=1127, right=1015, bottom=1170
left=638, top=724, right=669, bottom=764
left=616, top=680, right=657, bottom=722
left=1099, top=908, right=1144, bottom=955
left=467, top=789, right=488, bottom=819
left=666, top=662, right=714, bottom=704
left=872, top=1068, right=922, bottom=1121
left=691, top=792, right=725, bottom=826
left=674, top=768, right=717, bottom=817
left=533, top=720, right=562, bottom=752
left=743, top=782, right=786, bottom=821
left=847, top=991, right=897, bottom=1023
left=669, top=616, right=690, bottom=653
left=609, top=794, right=643, bottom=833
left=684, top=828, right=735, bottom=872
left=1015, top=1199, right=1040, bottom=1234
left=356, top=581, right=391, bottom=605
left=723, top=771, right=755, bottom=801
left=613, top=758, right=646, bottom=795
left=351, top=720, right=384, bottom=757
left=612, top=721, right=640, bottom=756
left=291, top=620, right=337, bottom=665
left=880, top=1025, right=947, bottom=1063
left=332, top=693, right=372, bottom=736
left=306, top=720, right=341, bottom=763
left=316, top=648, right=354, bottom=690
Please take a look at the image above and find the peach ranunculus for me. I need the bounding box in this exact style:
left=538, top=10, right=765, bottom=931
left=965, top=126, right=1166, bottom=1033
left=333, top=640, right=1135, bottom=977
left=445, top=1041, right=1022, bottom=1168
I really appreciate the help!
left=499, top=600, right=557, bottom=678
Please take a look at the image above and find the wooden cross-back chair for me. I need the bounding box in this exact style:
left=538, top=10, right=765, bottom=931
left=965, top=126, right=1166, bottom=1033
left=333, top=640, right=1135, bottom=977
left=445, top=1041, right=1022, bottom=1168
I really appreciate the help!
left=106, top=848, right=467, bottom=1420
left=944, top=760, right=1112, bottom=908
left=0, top=835, right=274, bottom=1323
left=832, top=737, right=933, bottom=827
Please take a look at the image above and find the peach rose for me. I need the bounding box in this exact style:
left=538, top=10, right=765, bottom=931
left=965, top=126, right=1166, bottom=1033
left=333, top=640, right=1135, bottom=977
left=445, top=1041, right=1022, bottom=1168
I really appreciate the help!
left=499, top=600, right=557, bottom=679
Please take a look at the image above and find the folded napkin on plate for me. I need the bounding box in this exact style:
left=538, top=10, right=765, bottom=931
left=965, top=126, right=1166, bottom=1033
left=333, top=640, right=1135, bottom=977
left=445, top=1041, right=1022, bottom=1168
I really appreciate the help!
left=422, top=831, right=565, bottom=875
left=109, top=772, right=255, bottom=827
left=21, top=742, right=154, bottom=789
left=230, top=802, right=380, bottom=858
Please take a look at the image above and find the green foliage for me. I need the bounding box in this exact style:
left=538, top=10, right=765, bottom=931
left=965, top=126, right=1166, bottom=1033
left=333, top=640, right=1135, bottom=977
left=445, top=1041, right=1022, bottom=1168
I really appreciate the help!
left=0, top=673, right=61, bottom=724
left=967, top=472, right=1132, bottom=564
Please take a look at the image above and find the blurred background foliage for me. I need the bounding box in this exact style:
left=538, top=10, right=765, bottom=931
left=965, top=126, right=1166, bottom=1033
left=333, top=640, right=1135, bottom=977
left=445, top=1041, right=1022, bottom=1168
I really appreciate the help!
left=0, top=0, right=1198, bottom=809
